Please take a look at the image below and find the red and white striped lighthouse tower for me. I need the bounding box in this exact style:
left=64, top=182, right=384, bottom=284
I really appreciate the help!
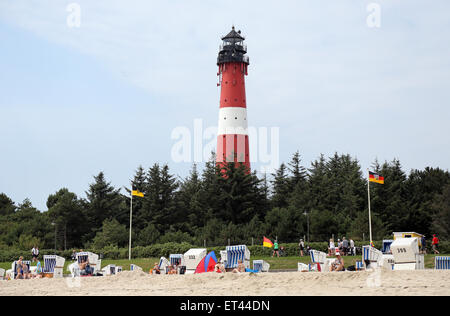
left=216, top=26, right=251, bottom=172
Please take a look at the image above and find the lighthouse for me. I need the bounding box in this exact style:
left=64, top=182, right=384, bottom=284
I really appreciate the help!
left=216, top=26, right=251, bottom=172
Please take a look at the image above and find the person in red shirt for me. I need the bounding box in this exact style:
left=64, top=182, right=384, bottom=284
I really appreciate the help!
left=432, top=234, right=440, bottom=254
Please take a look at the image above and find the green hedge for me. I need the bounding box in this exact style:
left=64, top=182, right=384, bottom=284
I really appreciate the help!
left=1, top=241, right=449, bottom=262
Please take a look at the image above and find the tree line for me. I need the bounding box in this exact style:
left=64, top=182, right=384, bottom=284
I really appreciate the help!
left=0, top=151, right=449, bottom=251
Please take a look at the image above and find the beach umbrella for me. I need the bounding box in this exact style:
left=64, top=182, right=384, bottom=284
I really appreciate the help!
left=194, top=251, right=217, bottom=274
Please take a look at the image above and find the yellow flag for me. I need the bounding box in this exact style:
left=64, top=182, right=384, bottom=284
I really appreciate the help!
left=132, top=190, right=144, bottom=197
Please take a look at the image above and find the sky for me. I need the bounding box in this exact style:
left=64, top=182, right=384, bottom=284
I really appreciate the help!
left=0, top=0, right=449, bottom=211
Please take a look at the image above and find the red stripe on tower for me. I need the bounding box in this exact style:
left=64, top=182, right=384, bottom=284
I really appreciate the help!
left=216, top=26, right=251, bottom=172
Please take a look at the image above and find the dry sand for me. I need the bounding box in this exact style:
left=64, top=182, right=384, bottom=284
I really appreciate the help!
left=1, top=270, right=449, bottom=296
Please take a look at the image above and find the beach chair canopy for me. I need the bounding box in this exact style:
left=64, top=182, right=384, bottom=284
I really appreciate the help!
left=225, top=245, right=250, bottom=268
left=194, top=251, right=217, bottom=274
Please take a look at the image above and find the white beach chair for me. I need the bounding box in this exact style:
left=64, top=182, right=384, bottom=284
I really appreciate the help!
left=225, top=245, right=251, bottom=269
left=170, top=254, right=185, bottom=267
left=435, top=256, right=450, bottom=270
left=309, top=249, right=328, bottom=272
left=220, top=250, right=227, bottom=265
left=362, top=246, right=383, bottom=269
left=183, top=248, right=207, bottom=274
left=130, top=264, right=143, bottom=272
left=390, top=238, right=424, bottom=270
left=67, top=262, right=80, bottom=278
left=297, top=263, right=309, bottom=272
left=170, top=254, right=186, bottom=274
left=76, top=252, right=101, bottom=275
left=102, top=264, right=117, bottom=276
left=380, top=254, right=395, bottom=270
left=0, top=268, right=5, bottom=280
left=253, top=260, right=270, bottom=272
left=158, top=257, right=170, bottom=274
left=43, top=255, right=65, bottom=278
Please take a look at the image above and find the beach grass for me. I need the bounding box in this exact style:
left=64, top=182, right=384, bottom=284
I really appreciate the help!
left=1, top=254, right=446, bottom=272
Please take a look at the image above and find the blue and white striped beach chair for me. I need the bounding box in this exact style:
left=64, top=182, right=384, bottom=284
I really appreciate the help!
left=435, top=256, right=450, bottom=270
left=43, top=255, right=65, bottom=278
left=253, top=260, right=270, bottom=272
left=170, top=254, right=184, bottom=266
left=225, top=245, right=250, bottom=269
left=362, top=246, right=382, bottom=269
left=76, top=252, right=101, bottom=275
left=11, top=260, right=31, bottom=279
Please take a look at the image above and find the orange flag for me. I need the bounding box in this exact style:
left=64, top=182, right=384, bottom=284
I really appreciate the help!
left=263, top=237, right=274, bottom=248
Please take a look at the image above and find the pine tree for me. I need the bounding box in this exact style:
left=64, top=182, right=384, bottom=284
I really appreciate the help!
left=85, top=172, right=126, bottom=239
left=271, top=163, right=291, bottom=209
left=47, top=188, right=87, bottom=249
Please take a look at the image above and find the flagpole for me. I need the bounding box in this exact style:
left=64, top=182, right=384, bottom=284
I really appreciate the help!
left=129, top=188, right=133, bottom=261
left=367, top=169, right=373, bottom=245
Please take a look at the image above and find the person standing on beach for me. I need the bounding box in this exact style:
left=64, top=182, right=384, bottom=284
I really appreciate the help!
left=329, top=239, right=335, bottom=256
left=299, top=239, right=305, bottom=257
left=432, top=234, right=440, bottom=254
left=421, top=235, right=427, bottom=254
left=272, top=241, right=280, bottom=257
left=349, top=239, right=355, bottom=256
left=342, top=237, right=349, bottom=256
left=31, top=246, right=39, bottom=262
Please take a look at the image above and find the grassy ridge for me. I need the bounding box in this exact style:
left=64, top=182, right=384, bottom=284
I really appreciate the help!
left=1, top=254, right=446, bottom=272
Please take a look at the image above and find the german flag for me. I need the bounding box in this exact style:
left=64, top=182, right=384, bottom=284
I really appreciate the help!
left=369, top=171, right=384, bottom=184
left=263, top=237, right=274, bottom=248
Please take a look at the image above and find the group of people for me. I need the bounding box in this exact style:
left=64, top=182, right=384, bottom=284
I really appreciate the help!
left=13, top=255, right=43, bottom=280
left=151, top=262, right=183, bottom=275
left=12, top=246, right=43, bottom=280
left=328, top=237, right=355, bottom=256
left=150, top=259, right=246, bottom=274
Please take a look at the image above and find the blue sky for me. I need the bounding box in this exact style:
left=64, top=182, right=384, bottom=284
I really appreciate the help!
left=1, top=0, right=449, bottom=211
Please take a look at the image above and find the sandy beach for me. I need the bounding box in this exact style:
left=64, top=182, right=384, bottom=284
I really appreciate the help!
left=1, top=270, right=449, bottom=296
